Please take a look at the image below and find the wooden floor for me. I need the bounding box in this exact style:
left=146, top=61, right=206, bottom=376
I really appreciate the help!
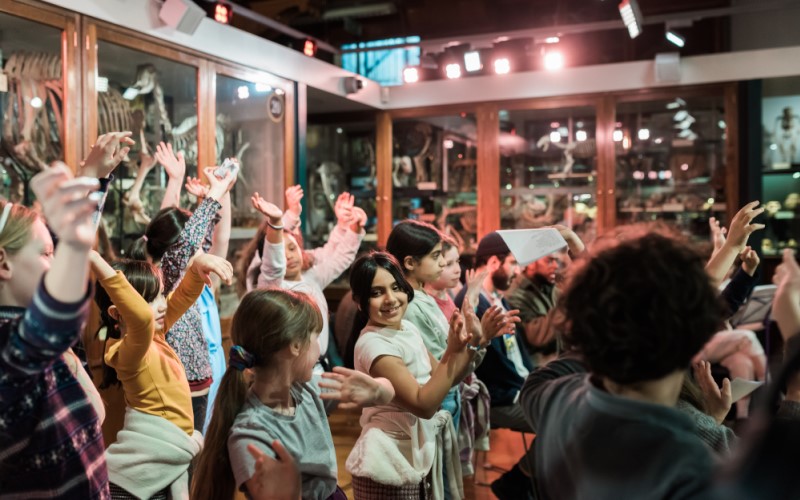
left=329, top=408, right=531, bottom=500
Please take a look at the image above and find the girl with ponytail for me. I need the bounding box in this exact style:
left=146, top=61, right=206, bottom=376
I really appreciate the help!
left=192, top=289, right=393, bottom=500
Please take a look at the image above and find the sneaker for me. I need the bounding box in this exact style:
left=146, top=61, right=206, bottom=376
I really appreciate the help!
left=490, top=464, right=535, bottom=500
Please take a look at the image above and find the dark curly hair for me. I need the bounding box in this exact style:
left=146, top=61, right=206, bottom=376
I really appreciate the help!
left=561, top=229, right=725, bottom=385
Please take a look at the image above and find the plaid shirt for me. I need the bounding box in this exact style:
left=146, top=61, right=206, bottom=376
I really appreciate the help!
left=0, top=282, right=109, bottom=499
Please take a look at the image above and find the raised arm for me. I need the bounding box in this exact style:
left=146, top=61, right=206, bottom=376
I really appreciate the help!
left=251, top=193, right=287, bottom=288
left=165, top=253, right=233, bottom=331
left=308, top=205, right=366, bottom=288
left=1, top=165, right=97, bottom=378
left=160, top=167, right=231, bottom=293
left=706, top=202, right=765, bottom=288
left=369, top=312, right=472, bottom=419
left=154, top=141, right=186, bottom=210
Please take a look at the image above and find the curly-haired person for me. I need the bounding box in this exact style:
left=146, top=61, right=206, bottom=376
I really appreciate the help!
left=520, top=229, right=727, bottom=499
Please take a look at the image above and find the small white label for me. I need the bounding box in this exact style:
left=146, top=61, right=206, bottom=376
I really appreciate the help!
left=0, top=74, right=8, bottom=93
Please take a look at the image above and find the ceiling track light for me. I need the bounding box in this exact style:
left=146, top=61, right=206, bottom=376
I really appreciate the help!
left=619, top=0, right=643, bottom=39
left=665, top=30, right=685, bottom=47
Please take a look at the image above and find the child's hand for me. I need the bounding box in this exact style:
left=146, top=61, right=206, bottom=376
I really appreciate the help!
left=284, top=185, right=304, bottom=217
left=251, top=192, right=283, bottom=224
left=724, top=201, right=766, bottom=253
left=693, top=360, right=732, bottom=424
left=184, top=177, right=209, bottom=199
left=191, top=253, right=233, bottom=286
left=246, top=442, right=301, bottom=500
left=479, top=306, right=520, bottom=343
left=465, top=268, right=489, bottom=310
left=81, top=131, right=134, bottom=179
left=334, top=192, right=355, bottom=226
left=740, top=245, right=760, bottom=276
left=31, top=163, right=100, bottom=250
left=709, top=217, right=727, bottom=255
left=319, top=366, right=395, bottom=409
left=445, top=309, right=470, bottom=354
left=772, top=249, right=800, bottom=341
left=154, top=141, right=186, bottom=181
left=350, top=206, right=367, bottom=232
left=204, top=167, right=233, bottom=201
left=461, top=295, right=482, bottom=345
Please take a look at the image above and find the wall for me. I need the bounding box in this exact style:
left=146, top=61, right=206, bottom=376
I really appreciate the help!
left=731, top=0, right=800, bottom=51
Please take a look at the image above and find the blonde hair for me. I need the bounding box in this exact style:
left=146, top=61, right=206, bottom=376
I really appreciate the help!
left=0, top=201, right=39, bottom=254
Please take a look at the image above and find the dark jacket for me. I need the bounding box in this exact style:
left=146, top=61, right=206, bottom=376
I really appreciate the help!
left=454, top=286, right=534, bottom=407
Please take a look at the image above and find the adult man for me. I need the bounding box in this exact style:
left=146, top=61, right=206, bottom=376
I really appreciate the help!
left=507, top=253, right=561, bottom=366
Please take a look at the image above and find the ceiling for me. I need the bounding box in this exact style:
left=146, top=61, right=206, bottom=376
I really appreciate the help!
left=225, top=0, right=732, bottom=62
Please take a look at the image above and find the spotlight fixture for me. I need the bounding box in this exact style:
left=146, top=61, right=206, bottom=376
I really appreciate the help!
left=464, top=51, right=482, bottom=72
left=638, top=128, right=650, bottom=140
left=576, top=130, right=588, bottom=142
left=543, top=51, right=564, bottom=71
left=445, top=63, right=462, bottom=79
left=341, top=76, right=364, bottom=94
left=613, top=129, right=624, bottom=142
left=303, top=39, right=317, bottom=57
left=619, top=0, right=643, bottom=39
left=665, top=30, right=685, bottom=48
left=544, top=36, right=560, bottom=44
left=403, top=66, right=420, bottom=83
left=493, top=58, right=511, bottom=75
left=213, top=1, right=233, bottom=24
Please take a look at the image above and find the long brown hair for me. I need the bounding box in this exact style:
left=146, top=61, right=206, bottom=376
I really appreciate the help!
left=190, top=288, right=322, bottom=500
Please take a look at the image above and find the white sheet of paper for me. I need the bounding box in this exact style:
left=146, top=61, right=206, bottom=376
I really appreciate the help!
left=496, top=228, right=568, bottom=266
left=730, top=378, right=764, bottom=403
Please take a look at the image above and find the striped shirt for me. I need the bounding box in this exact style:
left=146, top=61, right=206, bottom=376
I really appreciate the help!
left=0, top=282, right=109, bottom=499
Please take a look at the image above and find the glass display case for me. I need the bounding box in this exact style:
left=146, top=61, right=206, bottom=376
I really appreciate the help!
left=0, top=11, right=67, bottom=203
left=94, top=39, right=200, bottom=253
left=499, top=106, right=598, bottom=245
left=761, top=76, right=800, bottom=255
left=392, top=113, right=478, bottom=252
left=615, top=95, right=728, bottom=241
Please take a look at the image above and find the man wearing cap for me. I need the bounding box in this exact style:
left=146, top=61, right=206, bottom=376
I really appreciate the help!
left=454, top=231, right=533, bottom=499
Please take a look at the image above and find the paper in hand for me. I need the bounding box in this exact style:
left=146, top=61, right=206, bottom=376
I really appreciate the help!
left=497, top=228, right=568, bottom=266
left=730, top=378, right=764, bottom=403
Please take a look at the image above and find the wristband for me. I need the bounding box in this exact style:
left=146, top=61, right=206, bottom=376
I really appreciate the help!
left=467, top=342, right=485, bottom=352
left=267, top=221, right=284, bottom=231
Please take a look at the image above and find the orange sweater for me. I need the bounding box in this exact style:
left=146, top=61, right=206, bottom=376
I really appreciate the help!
left=102, top=267, right=205, bottom=435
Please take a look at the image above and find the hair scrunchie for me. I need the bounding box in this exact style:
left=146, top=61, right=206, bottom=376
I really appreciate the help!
left=229, top=345, right=255, bottom=371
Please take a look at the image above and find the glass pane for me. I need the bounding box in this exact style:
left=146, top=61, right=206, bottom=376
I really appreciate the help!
left=761, top=77, right=800, bottom=255
left=499, top=107, right=598, bottom=246
left=216, top=74, right=286, bottom=234
left=95, top=40, right=198, bottom=253
left=306, top=122, right=377, bottom=255
left=0, top=12, right=64, bottom=203
left=615, top=95, right=727, bottom=240
left=393, top=114, right=478, bottom=253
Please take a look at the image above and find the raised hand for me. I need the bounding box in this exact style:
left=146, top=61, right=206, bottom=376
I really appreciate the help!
left=350, top=206, right=368, bottom=232
left=334, top=192, right=355, bottom=225
left=154, top=141, right=186, bottom=181
left=190, top=253, right=234, bottom=286
left=725, top=201, right=766, bottom=253
left=184, top=177, right=209, bottom=199
left=461, top=295, right=483, bottom=346
left=552, top=223, right=585, bottom=255
left=740, top=245, right=760, bottom=276
left=284, top=185, right=304, bottom=217
left=693, top=360, right=732, bottom=424
left=245, top=442, right=301, bottom=500
left=445, top=309, right=470, bottom=354
left=203, top=167, right=232, bottom=201
left=709, top=217, right=727, bottom=255
left=251, top=192, right=283, bottom=223
left=319, top=366, right=395, bottom=409
left=81, top=131, right=135, bottom=178
left=31, top=162, right=100, bottom=250
left=465, top=268, right=489, bottom=311
left=772, top=249, right=800, bottom=341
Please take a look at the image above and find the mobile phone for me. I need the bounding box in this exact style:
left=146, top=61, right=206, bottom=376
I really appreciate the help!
left=214, top=157, right=239, bottom=179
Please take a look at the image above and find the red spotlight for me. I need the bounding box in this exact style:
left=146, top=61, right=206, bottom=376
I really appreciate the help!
left=214, top=2, right=233, bottom=24
left=445, top=63, right=462, bottom=79
left=544, top=50, right=564, bottom=71
left=303, top=39, right=317, bottom=57
left=493, top=58, right=511, bottom=75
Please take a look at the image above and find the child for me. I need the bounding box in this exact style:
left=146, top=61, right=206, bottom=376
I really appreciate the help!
left=128, top=159, right=235, bottom=431
left=0, top=165, right=108, bottom=498
left=424, top=234, right=463, bottom=320
left=91, top=250, right=233, bottom=499
left=249, top=192, right=364, bottom=393
left=346, top=252, right=495, bottom=499
left=191, top=288, right=393, bottom=500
